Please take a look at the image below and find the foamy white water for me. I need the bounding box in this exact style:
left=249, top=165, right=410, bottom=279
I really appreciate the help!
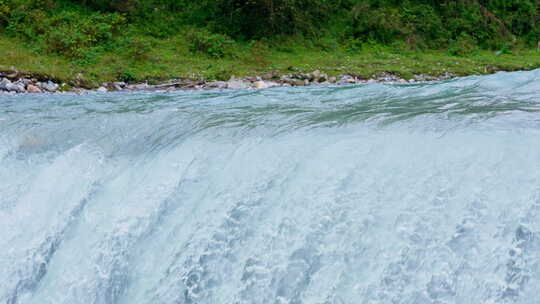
left=1, top=70, right=540, bottom=304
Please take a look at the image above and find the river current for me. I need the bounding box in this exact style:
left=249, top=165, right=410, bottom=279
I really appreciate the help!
left=1, top=70, right=540, bottom=304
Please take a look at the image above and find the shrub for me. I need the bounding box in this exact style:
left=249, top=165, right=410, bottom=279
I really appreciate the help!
left=186, top=29, right=234, bottom=58
left=4, top=3, right=125, bottom=59
left=350, top=4, right=410, bottom=44
left=448, top=33, right=478, bottom=57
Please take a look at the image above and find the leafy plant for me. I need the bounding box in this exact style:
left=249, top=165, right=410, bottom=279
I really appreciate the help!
left=186, top=28, right=234, bottom=58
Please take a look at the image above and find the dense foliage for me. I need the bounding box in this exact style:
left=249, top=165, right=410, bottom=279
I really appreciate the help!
left=1, top=0, right=540, bottom=61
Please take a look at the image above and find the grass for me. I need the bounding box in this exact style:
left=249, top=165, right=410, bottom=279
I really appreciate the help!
left=2, top=34, right=540, bottom=87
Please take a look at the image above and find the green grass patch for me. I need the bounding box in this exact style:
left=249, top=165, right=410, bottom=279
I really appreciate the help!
left=2, top=34, right=540, bottom=87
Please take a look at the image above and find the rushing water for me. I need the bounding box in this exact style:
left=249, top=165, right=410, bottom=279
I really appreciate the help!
left=1, top=70, right=540, bottom=304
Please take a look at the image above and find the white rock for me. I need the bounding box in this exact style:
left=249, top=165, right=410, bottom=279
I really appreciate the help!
left=254, top=80, right=268, bottom=89
left=0, top=78, right=12, bottom=90
left=227, top=80, right=249, bottom=89
left=97, top=86, right=108, bottom=92
left=6, top=82, right=25, bottom=93
left=40, top=81, right=59, bottom=92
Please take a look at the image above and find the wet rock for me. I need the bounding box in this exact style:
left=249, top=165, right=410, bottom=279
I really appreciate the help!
left=26, top=84, right=42, bottom=93
left=97, top=86, right=108, bottom=92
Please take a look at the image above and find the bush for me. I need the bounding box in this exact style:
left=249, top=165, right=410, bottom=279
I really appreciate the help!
left=186, top=29, right=234, bottom=58
left=350, top=4, right=409, bottom=44
left=4, top=2, right=125, bottom=59
left=448, top=34, right=478, bottom=57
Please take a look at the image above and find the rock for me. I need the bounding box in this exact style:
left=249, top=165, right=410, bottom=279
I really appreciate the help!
left=129, top=83, right=149, bottom=90
left=339, top=75, right=357, bottom=84
left=292, top=79, right=307, bottom=86
left=318, top=73, right=328, bottom=82
left=97, top=86, right=108, bottom=92
left=114, top=81, right=126, bottom=88
left=6, top=72, right=18, bottom=79
left=40, top=81, right=59, bottom=92
left=26, top=84, right=42, bottom=93
left=265, top=81, right=280, bottom=88
left=0, top=78, right=11, bottom=90
left=253, top=80, right=268, bottom=89
left=328, top=76, right=337, bottom=83
left=6, top=82, right=25, bottom=93
left=311, top=70, right=322, bottom=81
left=227, top=80, right=249, bottom=89
left=206, top=81, right=228, bottom=89
left=261, top=72, right=277, bottom=80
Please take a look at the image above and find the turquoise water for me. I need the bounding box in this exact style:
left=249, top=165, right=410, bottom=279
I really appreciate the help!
left=1, top=71, right=540, bottom=304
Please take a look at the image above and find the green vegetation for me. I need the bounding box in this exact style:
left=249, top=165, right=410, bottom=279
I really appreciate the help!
left=1, top=0, right=540, bottom=86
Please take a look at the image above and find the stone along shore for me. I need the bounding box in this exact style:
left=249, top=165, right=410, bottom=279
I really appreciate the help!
left=0, top=70, right=453, bottom=94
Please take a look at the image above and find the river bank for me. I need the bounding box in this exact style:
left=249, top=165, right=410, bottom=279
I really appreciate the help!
left=2, top=36, right=540, bottom=94
left=0, top=69, right=455, bottom=94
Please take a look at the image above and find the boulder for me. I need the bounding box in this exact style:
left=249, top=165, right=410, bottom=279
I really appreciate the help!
left=253, top=80, right=268, bottom=89
left=0, top=78, right=11, bottom=90
left=6, top=82, right=25, bottom=93
left=227, top=80, right=249, bottom=89
left=292, top=79, right=307, bottom=86
left=206, top=81, right=228, bottom=89
left=40, top=81, right=59, bottom=92
left=27, top=84, right=42, bottom=93
left=97, top=86, right=108, bottom=93
left=261, top=72, right=278, bottom=80
left=328, top=76, right=337, bottom=83
left=311, top=70, right=322, bottom=81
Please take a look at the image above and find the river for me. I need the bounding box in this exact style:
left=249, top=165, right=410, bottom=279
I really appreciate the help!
left=1, top=70, right=540, bottom=304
